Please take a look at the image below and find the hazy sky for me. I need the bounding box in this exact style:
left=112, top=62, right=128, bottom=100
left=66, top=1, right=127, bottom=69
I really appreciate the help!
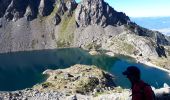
left=76, top=0, right=170, bottom=17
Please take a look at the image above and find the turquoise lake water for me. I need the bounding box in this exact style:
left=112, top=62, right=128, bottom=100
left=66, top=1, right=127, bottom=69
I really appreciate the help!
left=0, top=48, right=170, bottom=91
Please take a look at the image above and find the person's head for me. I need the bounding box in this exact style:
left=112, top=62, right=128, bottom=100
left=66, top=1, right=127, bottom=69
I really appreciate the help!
left=123, top=66, right=141, bottom=83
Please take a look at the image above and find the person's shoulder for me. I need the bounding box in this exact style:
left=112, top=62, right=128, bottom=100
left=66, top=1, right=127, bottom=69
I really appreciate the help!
left=140, top=80, right=150, bottom=86
left=139, top=80, right=152, bottom=90
left=142, top=81, right=155, bottom=95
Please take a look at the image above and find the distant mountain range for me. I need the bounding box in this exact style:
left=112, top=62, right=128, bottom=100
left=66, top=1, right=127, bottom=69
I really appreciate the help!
left=131, top=17, right=170, bottom=36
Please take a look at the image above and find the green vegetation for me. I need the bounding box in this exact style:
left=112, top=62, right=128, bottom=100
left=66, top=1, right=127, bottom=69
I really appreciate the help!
left=36, top=1, right=76, bottom=48
left=121, top=42, right=135, bottom=54
left=75, top=77, right=99, bottom=94
left=111, top=38, right=135, bottom=54
left=57, top=12, right=76, bottom=47
left=94, top=92, right=105, bottom=97
left=85, top=43, right=101, bottom=50
left=31, top=39, right=38, bottom=49
left=41, top=82, right=53, bottom=88
left=56, top=40, right=71, bottom=48
left=49, top=4, right=59, bottom=18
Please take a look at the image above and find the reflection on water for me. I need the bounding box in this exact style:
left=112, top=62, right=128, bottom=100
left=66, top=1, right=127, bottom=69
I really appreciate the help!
left=0, top=48, right=169, bottom=91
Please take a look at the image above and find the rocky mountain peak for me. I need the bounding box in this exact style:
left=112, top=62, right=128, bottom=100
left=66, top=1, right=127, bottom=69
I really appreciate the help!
left=0, top=0, right=77, bottom=21
left=0, top=0, right=130, bottom=26
left=75, top=0, right=130, bottom=27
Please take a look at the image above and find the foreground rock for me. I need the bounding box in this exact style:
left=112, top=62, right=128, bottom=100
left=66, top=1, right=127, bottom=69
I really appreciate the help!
left=0, top=88, right=131, bottom=100
left=34, top=64, right=116, bottom=95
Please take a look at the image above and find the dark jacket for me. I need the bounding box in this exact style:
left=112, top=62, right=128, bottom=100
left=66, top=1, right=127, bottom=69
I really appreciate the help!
left=131, top=80, right=155, bottom=100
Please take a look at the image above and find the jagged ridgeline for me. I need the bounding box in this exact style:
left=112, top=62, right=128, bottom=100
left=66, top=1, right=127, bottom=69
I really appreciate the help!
left=0, top=0, right=170, bottom=59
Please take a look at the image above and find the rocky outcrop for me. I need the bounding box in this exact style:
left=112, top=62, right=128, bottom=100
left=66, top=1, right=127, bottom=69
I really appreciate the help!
left=75, top=0, right=130, bottom=27
left=34, top=64, right=116, bottom=95
left=57, top=0, right=77, bottom=16
left=39, top=0, right=53, bottom=16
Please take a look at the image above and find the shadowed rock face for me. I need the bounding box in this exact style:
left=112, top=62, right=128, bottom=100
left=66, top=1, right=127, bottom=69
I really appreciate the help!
left=0, top=0, right=12, bottom=18
left=2, top=0, right=39, bottom=21
left=0, top=0, right=42, bottom=21
left=0, top=0, right=77, bottom=21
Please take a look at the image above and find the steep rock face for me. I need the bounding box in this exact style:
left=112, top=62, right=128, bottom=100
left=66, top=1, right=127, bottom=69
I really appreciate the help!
left=0, top=0, right=77, bottom=53
left=0, top=0, right=12, bottom=18
left=0, top=0, right=77, bottom=21
left=38, top=0, right=54, bottom=16
left=3, top=0, right=40, bottom=21
left=75, top=0, right=130, bottom=27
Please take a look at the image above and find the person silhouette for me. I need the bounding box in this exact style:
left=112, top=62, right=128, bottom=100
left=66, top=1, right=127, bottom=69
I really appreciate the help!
left=123, top=66, right=155, bottom=100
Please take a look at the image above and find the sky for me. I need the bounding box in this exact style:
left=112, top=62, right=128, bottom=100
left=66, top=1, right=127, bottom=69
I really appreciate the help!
left=76, top=0, right=170, bottom=17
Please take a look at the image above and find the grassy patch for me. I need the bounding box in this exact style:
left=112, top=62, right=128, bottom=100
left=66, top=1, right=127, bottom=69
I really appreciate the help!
left=49, top=4, right=59, bottom=18
left=57, top=12, right=76, bottom=47
left=75, top=77, right=99, bottom=94
left=85, top=43, right=101, bottom=50
left=31, top=39, right=38, bottom=49
left=111, top=38, right=135, bottom=54
left=41, top=82, right=53, bottom=88
left=56, top=40, right=71, bottom=48
left=94, top=92, right=105, bottom=97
